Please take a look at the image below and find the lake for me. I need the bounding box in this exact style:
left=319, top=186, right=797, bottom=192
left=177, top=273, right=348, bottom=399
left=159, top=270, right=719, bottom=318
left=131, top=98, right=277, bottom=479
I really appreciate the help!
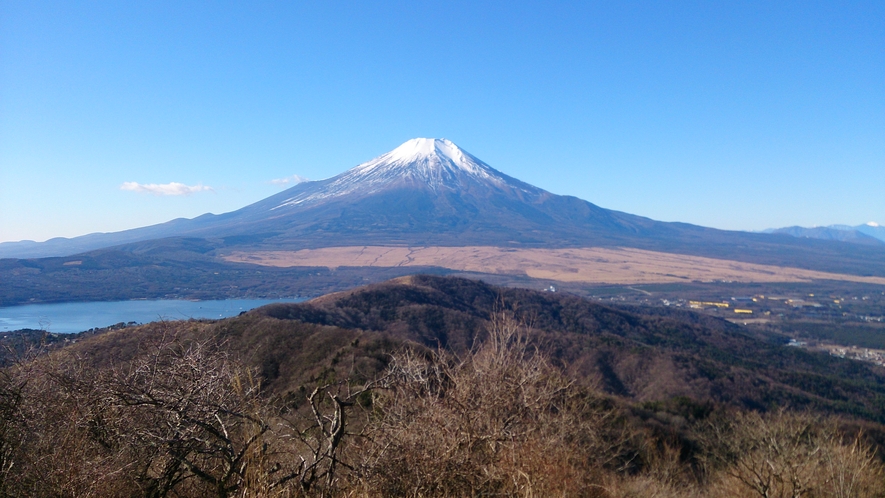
left=0, top=298, right=305, bottom=334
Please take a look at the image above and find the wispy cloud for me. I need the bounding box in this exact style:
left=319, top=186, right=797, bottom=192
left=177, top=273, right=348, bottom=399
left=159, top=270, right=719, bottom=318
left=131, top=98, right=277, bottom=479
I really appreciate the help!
left=270, top=175, right=309, bottom=186
left=120, top=181, right=214, bottom=196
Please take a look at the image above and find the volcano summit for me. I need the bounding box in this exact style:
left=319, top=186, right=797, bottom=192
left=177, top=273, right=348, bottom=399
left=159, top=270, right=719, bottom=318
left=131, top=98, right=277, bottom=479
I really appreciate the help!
left=273, top=138, right=513, bottom=206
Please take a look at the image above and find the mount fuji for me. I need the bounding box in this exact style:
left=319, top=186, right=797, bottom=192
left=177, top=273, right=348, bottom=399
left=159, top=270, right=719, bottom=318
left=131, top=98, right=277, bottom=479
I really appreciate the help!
left=222, top=137, right=666, bottom=249
left=1, top=138, right=660, bottom=256
left=2, top=138, right=884, bottom=279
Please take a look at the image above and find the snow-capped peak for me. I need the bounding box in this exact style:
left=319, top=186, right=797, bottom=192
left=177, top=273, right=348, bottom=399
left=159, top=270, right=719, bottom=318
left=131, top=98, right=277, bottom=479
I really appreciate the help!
left=273, top=138, right=518, bottom=209
left=867, top=221, right=880, bottom=227
left=385, top=138, right=466, bottom=164
left=351, top=138, right=494, bottom=179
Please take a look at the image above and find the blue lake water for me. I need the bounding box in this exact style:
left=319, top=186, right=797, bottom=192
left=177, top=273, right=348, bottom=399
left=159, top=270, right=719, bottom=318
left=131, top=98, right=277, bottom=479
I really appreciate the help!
left=0, top=298, right=304, bottom=334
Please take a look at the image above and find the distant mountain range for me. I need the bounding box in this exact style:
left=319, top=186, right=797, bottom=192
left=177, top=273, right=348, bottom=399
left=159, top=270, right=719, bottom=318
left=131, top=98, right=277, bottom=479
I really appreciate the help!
left=2, top=139, right=884, bottom=296
left=764, top=223, right=884, bottom=246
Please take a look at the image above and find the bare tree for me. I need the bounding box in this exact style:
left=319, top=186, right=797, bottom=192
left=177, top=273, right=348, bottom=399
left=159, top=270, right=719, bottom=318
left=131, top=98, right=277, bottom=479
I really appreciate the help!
left=0, top=346, right=139, bottom=497
left=0, top=353, right=30, bottom=496
left=268, top=379, right=380, bottom=497
left=102, top=330, right=269, bottom=497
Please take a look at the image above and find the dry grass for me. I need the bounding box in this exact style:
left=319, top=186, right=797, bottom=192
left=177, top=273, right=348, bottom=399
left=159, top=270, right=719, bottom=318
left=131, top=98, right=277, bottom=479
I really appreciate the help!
left=222, top=246, right=885, bottom=286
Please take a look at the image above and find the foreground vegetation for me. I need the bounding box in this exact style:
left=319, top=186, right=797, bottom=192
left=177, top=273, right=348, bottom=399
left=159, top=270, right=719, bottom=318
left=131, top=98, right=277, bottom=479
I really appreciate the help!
left=3, top=276, right=884, bottom=496
left=1, top=312, right=884, bottom=497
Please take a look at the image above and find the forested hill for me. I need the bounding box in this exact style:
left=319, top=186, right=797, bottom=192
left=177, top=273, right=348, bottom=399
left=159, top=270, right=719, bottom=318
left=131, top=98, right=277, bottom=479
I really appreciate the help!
left=252, top=275, right=885, bottom=421
left=6, top=274, right=884, bottom=422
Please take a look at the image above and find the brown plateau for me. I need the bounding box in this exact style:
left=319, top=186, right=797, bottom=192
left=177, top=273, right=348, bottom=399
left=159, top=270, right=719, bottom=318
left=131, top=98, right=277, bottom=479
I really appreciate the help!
left=223, top=245, right=885, bottom=285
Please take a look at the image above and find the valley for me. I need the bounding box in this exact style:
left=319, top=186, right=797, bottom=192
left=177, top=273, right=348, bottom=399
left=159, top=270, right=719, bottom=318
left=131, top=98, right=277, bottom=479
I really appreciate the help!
left=574, top=279, right=885, bottom=368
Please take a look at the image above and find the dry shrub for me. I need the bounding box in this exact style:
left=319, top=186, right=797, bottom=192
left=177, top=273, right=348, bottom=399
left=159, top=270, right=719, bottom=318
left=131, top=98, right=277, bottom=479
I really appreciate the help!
left=0, top=349, right=141, bottom=497
left=819, top=434, right=885, bottom=498
left=0, top=328, right=278, bottom=498
left=0, top=350, right=34, bottom=495
left=353, top=311, right=616, bottom=497
left=598, top=437, right=706, bottom=498
left=101, top=330, right=271, bottom=497
left=605, top=475, right=697, bottom=498
left=266, top=379, right=384, bottom=497
left=2, top=319, right=884, bottom=498
left=702, top=409, right=885, bottom=498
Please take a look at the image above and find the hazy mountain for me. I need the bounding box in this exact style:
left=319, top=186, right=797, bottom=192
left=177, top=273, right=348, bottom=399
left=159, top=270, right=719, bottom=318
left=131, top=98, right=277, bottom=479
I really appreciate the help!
left=764, top=222, right=885, bottom=245
left=2, top=138, right=884, bottom=279
left=831, top=222, right=885, bottom=242
left=765, top=226, right=884, bottom=246
left=0, top=217, right=207, bottom=259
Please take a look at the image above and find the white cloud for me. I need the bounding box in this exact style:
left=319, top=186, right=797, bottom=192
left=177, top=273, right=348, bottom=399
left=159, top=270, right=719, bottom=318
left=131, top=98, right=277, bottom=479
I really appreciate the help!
left=270, top=175, right=309, bottom=186
left=120, top=181, right=214, bottom=196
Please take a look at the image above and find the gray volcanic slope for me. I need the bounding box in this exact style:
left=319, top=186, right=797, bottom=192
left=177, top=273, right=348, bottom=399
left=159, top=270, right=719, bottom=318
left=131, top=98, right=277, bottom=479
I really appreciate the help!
left=2, top=138, right=884, bottom=277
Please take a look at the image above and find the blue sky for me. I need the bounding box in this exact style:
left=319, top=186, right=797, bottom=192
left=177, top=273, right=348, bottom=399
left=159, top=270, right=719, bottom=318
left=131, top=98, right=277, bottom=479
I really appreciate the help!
left=1, top=1, right=882, bottom=243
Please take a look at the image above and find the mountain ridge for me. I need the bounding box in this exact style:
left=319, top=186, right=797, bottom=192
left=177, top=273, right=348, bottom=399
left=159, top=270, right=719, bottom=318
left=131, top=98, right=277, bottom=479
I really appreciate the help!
left=765, top=226, right=884, bottom=246
left=765, top=222, right=885, bottom=245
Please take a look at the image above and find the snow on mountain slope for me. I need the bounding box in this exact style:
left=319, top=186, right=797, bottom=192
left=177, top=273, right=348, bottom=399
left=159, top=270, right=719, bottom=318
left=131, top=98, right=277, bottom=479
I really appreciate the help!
left=272, top=138, right=525, bottom=209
